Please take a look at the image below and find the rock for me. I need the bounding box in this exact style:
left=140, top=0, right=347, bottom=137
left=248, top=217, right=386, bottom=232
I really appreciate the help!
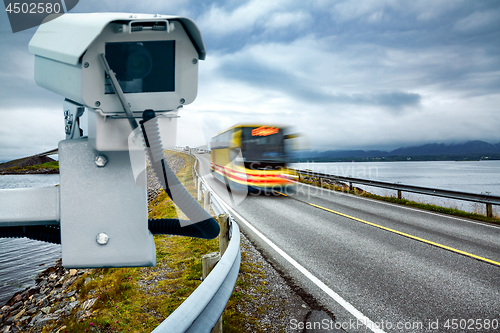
left=34, top=315, right=58, bottom=328
left=68, top=269, right=77, bottom=276
left=10, top=302, right=22, bottom=311
left=13, top=308, right=25, bottom=320
left=76, top=310, right=91, bottom=321
left=4, top=316, right=14, bottom=325
left=61, top=301, right=79, bottom=316
left=29, top=313, right=41, bottom=326
left=81, top=298, right=96, bottom=311
left=1, top=305, right=9, bottom=312
left=55, top=326, right=67, bottom=333
left=66, top=290, right=76, bottom=298
left=40, top=297, right=50, bottom=308
left=40, top=306, right=51, bottom=314
left=26, top=307, right=37, bottom=315
left=14, top=294, right=22, bottom=302
left=26, top=287, right=40, bottom=298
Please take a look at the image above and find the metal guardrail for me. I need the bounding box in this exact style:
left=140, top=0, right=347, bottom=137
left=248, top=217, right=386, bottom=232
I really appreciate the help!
left=153, top=158, right=240, bottom=333
left=292, top=168, right=500, bottom=217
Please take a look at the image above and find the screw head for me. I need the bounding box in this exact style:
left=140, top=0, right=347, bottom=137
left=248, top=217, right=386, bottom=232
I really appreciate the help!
left=96, top=233, right=109, bottom=245
left=192, top=58, right=198, bottom=64
left=180, top=98, right=185, bottom=104
left=95, top=101, right=101, bottom=107
left=95, top=155, right=108, bottom=167
left=84, top=62, right=90, bottom=68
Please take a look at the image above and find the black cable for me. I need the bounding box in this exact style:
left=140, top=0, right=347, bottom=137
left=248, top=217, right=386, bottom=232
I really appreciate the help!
left=148, top=218, right=216, bottom=238
left=0, top=225, right=61, bottom=244
left=141, top=110, right=220, bottom=239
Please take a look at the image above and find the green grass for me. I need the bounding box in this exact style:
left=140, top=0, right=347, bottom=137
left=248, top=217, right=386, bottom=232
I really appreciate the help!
left=298, top=175, right=500, bottom=225
left=5, top=161, right=59, bottom=172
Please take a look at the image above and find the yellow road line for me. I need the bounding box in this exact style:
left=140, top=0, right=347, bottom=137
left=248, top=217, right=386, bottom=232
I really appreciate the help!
left=275, top=191, right=500, bottom=267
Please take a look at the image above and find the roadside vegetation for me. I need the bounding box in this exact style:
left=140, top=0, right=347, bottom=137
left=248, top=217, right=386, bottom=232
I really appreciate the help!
left=0, top=155, right=58, bottom=174
left=43, top=152, right=273, bottom=333
left=297, top=174, right=500, bottom=225
left=0, top=161, right=59, bottom=174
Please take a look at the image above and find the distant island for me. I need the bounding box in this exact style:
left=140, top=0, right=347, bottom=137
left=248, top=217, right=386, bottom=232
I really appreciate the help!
left=0, top=155, right=59, bottom=174
left=292, top=140, right=500, bottom=162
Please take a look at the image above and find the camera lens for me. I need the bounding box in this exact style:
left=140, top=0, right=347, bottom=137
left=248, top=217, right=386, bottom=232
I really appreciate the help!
left=126, top=44, right=153, bottom=79
left=105, top=41, right=174, bottom=94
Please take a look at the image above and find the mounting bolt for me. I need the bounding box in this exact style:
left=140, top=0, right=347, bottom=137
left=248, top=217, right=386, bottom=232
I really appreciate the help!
left=180, top=98, right=185, bottom=104
left=95, top=155, right=108, bottom=167
left=96, top=233, right=109, bottom=245
left=84, top=62, right=90, bottom=68
left=192, top=58, right=198, bottom=64
left=95, top=101, right=101, bottom=107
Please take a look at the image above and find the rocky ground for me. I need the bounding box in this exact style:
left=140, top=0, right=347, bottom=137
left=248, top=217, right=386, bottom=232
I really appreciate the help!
left=145, top=154, right=185, bottom=204
left=0, top=260, right=88, bottom=332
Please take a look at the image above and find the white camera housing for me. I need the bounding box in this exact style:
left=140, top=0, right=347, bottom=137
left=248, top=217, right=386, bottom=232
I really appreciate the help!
left=29, top=13, right=205, bottom=151
left=29, top=13, right=205, bottom=114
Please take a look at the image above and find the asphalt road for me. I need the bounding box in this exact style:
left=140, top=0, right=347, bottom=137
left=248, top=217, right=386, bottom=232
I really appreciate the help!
left=195, top=154, right=500, bottom=333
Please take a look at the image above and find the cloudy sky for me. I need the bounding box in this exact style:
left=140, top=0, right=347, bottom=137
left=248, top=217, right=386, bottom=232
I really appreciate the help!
left=1, top=0, right=499, bottom=161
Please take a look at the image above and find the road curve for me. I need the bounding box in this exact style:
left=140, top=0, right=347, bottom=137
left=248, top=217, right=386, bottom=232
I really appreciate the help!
left=196, top=154, right=500, bottom=333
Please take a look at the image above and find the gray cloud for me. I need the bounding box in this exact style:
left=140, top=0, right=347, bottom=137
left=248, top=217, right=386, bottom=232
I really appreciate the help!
left=218, top=56, right=422, bottom=111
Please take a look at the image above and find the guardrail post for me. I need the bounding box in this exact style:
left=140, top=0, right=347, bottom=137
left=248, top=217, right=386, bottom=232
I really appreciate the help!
left=298, top=173, right=302, bottom=181
left=398, top=190, right=402, bottom=199
left=204, top=190, right=211, bottom=213
left=319, top=177, right=323, bottom=188
left=197, top=178, right=202, bottom=201
left=349, top=182, right=353, bottom=191
left=202, top=252, right=223, bottom=333
left=218, top=214, right=230, bottom=256
left=486, top=203, right=493, bottom=218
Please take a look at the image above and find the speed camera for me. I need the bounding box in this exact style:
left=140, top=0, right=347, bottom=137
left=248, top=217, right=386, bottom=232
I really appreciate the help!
left=29, top=13, right=205, bottom=151
left=29, top=13, right=205, bottom=114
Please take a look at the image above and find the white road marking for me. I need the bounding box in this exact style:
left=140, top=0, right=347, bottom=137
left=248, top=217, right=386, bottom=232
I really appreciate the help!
left=203, top=172, right=387, bottom=333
